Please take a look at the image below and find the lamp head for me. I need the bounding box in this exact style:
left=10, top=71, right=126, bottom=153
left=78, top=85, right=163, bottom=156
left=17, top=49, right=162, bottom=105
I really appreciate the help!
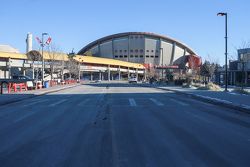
left=217, top=12, right=227, bottom=16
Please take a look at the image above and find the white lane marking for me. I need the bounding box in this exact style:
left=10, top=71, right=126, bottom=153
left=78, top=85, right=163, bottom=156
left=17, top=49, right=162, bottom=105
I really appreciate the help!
left=13, top=111, right=37, bottom=123
left=23, top=99, right=49, bottom=107
left=129, top=98, right=137, bottom=107
left=169, top=98, right=189, bottom=106
left=187, top=99, right=214, bottom=107
left=182, top=110, right=213, bottom=124
left=48, top=99, right=67, bottom=107
left=77, top=99, right=90, bottom=106
left=149, top=98, right=164, bottom=106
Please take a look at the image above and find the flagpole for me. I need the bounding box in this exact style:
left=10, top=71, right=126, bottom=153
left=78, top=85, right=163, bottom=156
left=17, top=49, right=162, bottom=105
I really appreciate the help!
left=41, top=33, right=48, bottom=85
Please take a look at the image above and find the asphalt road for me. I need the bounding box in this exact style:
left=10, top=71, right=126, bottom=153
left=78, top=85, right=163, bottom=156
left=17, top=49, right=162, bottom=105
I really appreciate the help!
left=0, top=83, right=250, bottom=167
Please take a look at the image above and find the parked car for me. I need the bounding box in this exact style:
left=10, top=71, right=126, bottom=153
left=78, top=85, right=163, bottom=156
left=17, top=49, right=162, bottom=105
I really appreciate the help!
left=128, top=77, right=138, bottom=83
left=12, top=75, right=33, bottom=80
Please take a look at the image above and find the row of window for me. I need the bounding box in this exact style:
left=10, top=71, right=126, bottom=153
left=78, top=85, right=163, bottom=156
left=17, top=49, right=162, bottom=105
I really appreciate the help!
left=114, top=49, right=159, bottom=53
left=114, top=55, right=159, bottom=58
left=130, top=36, right=144, bottom=39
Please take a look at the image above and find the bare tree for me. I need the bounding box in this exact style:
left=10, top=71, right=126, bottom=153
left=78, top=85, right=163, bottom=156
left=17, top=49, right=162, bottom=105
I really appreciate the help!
left=65, top=52, right=79, bottom=79
left=45, top=43, right=64, bottom=80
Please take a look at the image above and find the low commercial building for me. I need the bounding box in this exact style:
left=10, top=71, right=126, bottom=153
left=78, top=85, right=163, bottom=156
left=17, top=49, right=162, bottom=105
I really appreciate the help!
left=0, top=50, right=145, bottom=81
left=215, top=48, right=250, bottom=86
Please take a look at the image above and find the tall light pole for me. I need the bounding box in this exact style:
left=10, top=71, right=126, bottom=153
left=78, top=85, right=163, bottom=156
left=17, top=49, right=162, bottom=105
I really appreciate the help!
left=160, top=47, right=164, bottom=78
left=41, top=32, right=48, bottom=84
left=217, top=12, right=228, bottom=91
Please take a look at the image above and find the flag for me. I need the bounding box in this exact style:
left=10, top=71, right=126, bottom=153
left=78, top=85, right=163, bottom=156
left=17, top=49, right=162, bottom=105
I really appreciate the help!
left=217, top=12, right=226, bottom=16
left=46, top=37, right=52, bottom=45
left=36, top=37, right=42, bottom=44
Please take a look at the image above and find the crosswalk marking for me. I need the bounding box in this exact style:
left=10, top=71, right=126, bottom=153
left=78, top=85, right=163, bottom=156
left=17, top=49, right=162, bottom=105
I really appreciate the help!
left=77, top=99, right=90, bottom=106
left=48, top=99, right=67, bottom=107
left=169, top=98, right=189, bottom=106
left=129, top=98, right=137, bottom=106
left=149, top=98, right=164, bottom=106
left=23, top=99, right=49, bottom=107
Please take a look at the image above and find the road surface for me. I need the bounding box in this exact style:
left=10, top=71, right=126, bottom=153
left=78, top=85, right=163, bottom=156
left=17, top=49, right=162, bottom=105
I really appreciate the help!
left=0, top=83, right=250, bottom=167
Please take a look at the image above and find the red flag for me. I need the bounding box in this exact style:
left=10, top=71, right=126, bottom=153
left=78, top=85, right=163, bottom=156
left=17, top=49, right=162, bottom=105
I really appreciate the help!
left=36, top=37, right=42, bottom=44
left=46, top=37, right=52, bottom=45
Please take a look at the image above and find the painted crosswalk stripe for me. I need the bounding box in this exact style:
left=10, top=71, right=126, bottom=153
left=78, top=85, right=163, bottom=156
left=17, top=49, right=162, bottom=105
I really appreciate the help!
left=49, top=99, right=67, bottom=107
left=129, top=98, right=137, bottom=106
left=149, top=98, right=164, bottom=106
left=23, top=99, right=48, bottom=107
left=169, top=98, right=189, bottom=106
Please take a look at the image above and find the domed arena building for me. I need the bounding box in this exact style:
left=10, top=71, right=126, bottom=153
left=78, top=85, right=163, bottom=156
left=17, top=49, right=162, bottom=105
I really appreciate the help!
left=78, top=32, right=201, bottom=70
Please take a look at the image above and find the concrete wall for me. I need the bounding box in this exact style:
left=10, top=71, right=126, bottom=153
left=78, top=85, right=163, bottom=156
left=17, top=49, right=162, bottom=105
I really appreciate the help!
left=161, top=41, right=173, bottom=65
left=113, top=37, right=129, bottom=62
left=100, top=40, right=113, bottom=58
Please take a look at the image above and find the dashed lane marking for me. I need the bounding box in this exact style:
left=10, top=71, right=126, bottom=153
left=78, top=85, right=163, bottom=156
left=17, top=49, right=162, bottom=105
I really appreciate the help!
left=129, top=98, right=137, bottom=107
left=149, top=98, right=164, bottom=106
left=169, top=98, right=189, bottom=106
left=23, top=99, right=49, bottom=107
left=48, top=99, right=67, bottom=107
left=77, top=99, right=90, bottom=106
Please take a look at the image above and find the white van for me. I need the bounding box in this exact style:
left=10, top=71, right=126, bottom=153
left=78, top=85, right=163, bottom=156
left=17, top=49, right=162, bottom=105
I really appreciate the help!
left=128, top=77, right=138, bottom=83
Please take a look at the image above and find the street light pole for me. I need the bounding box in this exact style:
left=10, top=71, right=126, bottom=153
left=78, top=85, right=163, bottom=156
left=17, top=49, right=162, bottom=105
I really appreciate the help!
left=217, top=12, right=228, bottom=91
left=41, top=32, right=48, bottom=85
left=160, top=47, right=163, bottom=78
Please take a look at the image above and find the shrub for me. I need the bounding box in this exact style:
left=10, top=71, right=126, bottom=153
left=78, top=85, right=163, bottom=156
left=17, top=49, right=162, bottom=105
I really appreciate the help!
left=197, top=82, right=221, bottom=91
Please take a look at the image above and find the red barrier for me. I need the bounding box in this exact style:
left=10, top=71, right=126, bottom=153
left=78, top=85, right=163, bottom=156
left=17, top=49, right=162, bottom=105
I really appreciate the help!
left=8, top=82, right=27, bottom=93
left=49, top=80, right=58, bottom=87
left=36, top=82, right=42, bottom=89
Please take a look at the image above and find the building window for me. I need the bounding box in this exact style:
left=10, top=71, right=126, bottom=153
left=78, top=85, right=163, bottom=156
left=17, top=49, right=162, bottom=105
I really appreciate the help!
left=146, top=50, right=149, bottom=52
left=155, top=55, right=159, bottom=58
left=130, top=36, right=133, bottom=39
left=130, top=55, right=134, bottom=58
left=156, top=50, right=159, bottom=53
left=135, top=55, right=138, bottom=58
left=135, top=49, right=138, bottom=53
left=115, top=50, right=117, bottom=53
left=130, top=49, right=133, bottom=53
left=140, top=49, right=143, bottom=53
left=151, top=50, right=154, bottom=52
left=120, top=50, right=122, bottom=53
left=135, top=36, right=138, bottom=39
left=150, top=55, right=154, bottom=58
left=146, top=55, right=149, bottom=58
left=119, top=55, right=123, bottom=58
left=114, top=55, right=118, bottom=58
left=140, top=55, right=143, bottom=58
left=124, top=50, right=127, bottom=53
left=124, top=55, right=128, bottom=58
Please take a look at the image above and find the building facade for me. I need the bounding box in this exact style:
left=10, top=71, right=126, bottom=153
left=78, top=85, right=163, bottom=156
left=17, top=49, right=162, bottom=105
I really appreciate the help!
left=215, top=48, right=250, bottom=86
left=78, top=32, right=199, bottom=68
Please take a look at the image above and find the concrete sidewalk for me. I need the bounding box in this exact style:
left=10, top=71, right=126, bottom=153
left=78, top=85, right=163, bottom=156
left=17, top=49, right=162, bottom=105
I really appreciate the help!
left=157, top=86, right=250, bottom=113
left=0, top=83, right=81, bottom=106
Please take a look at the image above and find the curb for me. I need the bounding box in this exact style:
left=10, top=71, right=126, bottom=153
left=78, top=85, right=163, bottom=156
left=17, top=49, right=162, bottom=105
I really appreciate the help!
left=0, top=84, right=81, bottom=107
left=150, top=85, right=250, bottom=114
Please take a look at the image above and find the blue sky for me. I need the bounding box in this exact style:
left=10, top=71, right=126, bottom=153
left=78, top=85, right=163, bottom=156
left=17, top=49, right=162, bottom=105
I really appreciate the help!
left=1, top=0, right=250, bottom=64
